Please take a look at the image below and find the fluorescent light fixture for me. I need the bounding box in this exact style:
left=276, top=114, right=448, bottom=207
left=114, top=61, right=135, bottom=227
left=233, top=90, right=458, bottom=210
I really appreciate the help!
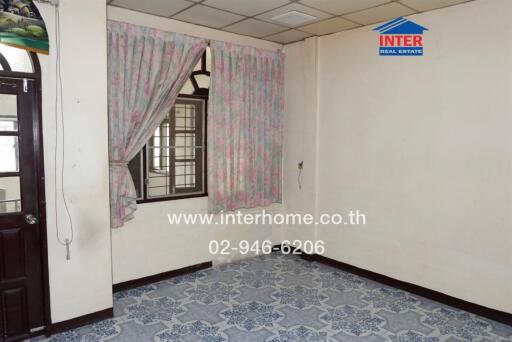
left=271, top=11, right=317, bottom=26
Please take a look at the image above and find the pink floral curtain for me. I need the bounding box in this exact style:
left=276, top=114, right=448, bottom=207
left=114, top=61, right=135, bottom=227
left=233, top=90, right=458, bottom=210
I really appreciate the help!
left=208, top=41, right=285, bottom=213
left=108, top=21, right=206, bottom=228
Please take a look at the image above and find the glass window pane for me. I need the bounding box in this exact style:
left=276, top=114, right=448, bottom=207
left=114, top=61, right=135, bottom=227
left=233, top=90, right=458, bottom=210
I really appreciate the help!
left=0, top=94, right=17, bottom=131
left=0, top=44, right=33, bottom=73
left=147, top=175, right=170, bottom=198
left=193, top=57, right=202, bottom=72
left=0, top=136, right=19, bottom=172
left=0, top=176, right=21, bottom=213
left=175, top=133, right=196, bottom=159
left=206, top=47, right=211, bottom=72
left=180, top=79, right=195, bottom=95
left=175, top=104, right=196, bottom=130
left=195, top=74, right=210, bottom=89
left=143, top=97, right=207, bottom=199
left=175, top=161, right=196, bottom=189
left=128, top=152, right=143, bottom=199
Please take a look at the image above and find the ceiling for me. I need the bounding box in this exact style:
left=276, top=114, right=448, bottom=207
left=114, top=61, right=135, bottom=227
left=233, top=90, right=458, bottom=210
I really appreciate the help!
left=107, top=0, right=474, bottom=44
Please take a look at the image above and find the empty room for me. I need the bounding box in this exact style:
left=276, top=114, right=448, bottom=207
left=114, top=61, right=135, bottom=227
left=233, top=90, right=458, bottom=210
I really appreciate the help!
left=0, top=0, right=511, bottom=341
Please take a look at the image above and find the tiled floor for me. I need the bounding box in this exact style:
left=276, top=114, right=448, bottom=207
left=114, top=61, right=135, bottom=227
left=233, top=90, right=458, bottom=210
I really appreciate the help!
left=35, top=253, right=512, bottom=341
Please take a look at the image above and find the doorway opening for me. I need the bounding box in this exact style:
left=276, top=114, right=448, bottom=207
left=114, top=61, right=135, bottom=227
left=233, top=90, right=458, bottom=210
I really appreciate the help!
left=0, top=43, right=50, bottom=341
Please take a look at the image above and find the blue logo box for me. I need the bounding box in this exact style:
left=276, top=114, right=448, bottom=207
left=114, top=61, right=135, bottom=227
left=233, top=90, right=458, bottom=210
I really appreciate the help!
left=379, top=47, right=423, bottom=56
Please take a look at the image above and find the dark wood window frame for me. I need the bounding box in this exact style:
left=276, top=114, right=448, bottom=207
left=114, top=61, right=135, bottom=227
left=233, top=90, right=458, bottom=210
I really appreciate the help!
left=129, top=50, right=210, bottom=204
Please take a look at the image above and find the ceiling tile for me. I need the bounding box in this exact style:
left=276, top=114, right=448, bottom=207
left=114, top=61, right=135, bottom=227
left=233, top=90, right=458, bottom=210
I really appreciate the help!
left=265, top=29, right=313, bottom=44
left=203, top=0, right=290, bottom=16
left=173, top=5, right=245, bottom=29
left=343, top=2, right=416, bottom=26
left=224, top=19, right=287, bottom=38
left=299, top=17, right=359, bottom=35
left=299, top=0, right=390, bottom=15
left=256, top=3, right=332, bottom=28
left=111, top=0, right=192, bottom=17
left=399, top=0, right=471, bottom=12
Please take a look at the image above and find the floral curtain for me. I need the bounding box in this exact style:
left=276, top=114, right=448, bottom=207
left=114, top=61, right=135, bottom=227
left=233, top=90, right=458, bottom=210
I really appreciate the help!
left=208, top=41, right=285, bottom=213
left=108, top=21, right=206, bottom=228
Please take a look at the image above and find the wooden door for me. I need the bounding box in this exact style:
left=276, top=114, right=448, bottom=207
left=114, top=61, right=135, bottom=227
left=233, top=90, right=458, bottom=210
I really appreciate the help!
left=0, top=77, right=46, bottom=341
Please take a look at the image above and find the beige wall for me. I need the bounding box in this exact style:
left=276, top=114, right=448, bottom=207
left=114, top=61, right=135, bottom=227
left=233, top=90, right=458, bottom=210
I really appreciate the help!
left=31, top=0, right=512, bottom=323
left=37, top=1, right=113, bottom=323
left=282, top=38, right=319, bottom=244
left=284, top=0, right=512, bottom=313
left=107, top=6, right=284, bottom=284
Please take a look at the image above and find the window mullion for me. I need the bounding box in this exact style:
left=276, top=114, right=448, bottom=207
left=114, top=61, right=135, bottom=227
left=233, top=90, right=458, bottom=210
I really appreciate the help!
left=170, top=106, right=176, bottom=195
left=143, top=145, right=148, bottom=201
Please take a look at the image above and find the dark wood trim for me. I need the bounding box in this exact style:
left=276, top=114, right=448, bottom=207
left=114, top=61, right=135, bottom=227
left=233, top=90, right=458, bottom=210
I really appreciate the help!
left=113, top=261, right=212, bottom=293
left=300, top=252, right=512, bottom=326
left=46, top=308, right=113, bottom=336
left=0, top=171, right=20, bottom=177
left=137, top=193, right=207, bottom=204
left=179, top=93, right=209, bottom=100
left=33, top=57, right=53, bottom=335
left=0, top=53, right=12, bottom=72
left=0, top=131, right=19, bottom=136
left=0, top=53, right=52, bottom=337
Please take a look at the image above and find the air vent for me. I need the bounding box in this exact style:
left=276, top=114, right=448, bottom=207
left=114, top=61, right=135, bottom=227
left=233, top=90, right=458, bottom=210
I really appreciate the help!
left=271, top=11, right=317, bottom=26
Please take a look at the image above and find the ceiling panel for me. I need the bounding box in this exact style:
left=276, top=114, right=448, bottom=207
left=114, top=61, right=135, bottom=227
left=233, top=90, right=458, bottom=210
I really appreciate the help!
left=399, top=0, right=471, bottom=12
left=110, top=0, right=192, bottom=17
left=203, top=0, right=291, bottom=17
left=173, top=5, right=244, bottom=29
left=224, top=19, right=287, bottom=38
left=343, top=2, right=416, bottom=26
left=256, top=3, right=332, bottom=28
left=265, top=29, right=313, bottom=44
left=299, top=17, right=360, bottom=35
left=108, top=0, right=475, bottom=45
left=299, top=0, right=390, bottom=16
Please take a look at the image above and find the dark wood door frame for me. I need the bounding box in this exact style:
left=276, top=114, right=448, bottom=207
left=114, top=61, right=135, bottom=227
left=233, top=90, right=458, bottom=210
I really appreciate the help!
left=0, top=52, right=51, bottom=339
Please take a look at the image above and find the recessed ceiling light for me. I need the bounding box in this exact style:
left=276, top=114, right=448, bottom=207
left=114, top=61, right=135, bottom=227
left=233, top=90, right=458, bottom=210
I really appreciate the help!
left=271, top=11, right=317, bottom=26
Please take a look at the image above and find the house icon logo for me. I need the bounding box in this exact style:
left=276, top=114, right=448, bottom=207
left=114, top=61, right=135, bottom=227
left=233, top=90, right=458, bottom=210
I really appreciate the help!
left=373, top=17, right=428, bottom=56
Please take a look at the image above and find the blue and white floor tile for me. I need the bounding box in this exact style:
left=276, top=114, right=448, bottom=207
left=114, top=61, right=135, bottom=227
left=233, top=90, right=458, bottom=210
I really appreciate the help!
left=33, top=253, right=512, bottom=341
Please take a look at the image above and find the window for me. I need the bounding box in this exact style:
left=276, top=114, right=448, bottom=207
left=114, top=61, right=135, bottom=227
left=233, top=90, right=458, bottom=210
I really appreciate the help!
left=129, top=48, right=210, bottom=202
left=0, top=44, right=38, bottom=214
left=0, top=44, right=34, bottom=73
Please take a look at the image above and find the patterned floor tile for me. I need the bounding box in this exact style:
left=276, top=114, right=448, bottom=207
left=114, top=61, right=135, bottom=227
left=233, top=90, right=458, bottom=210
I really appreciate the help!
left=222, top=326, right=273, bottom=342
left=234, top=286, right=277, bottom=304
left=279, top=272, right=317, bottom=288
left=324, top=289, right=367, bottom=308
left=277, top=306, right=328, bottom=330
left=376, top=310, right=433, bottom=335
left=177, top=302, right=227, bottom=324
left=33, top=253, right=512, bottom=341
left=148, top=282, right=192, bottom=300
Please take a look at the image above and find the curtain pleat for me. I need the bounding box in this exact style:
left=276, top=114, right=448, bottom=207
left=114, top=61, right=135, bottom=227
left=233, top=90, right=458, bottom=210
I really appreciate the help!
left=107, top=20, right=206, bottom=228
left=208, top=41, right=284, bottom=213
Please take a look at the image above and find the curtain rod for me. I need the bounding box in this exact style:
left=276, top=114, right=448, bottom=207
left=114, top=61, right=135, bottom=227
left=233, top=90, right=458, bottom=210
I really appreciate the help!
left=108, top=18, right=284, bottom=51
left=204, top=39, right=283, bottom=52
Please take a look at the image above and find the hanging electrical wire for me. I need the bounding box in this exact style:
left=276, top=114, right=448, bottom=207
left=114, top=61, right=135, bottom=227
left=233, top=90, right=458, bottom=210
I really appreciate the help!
left=51, top=1, right=74, bottom=260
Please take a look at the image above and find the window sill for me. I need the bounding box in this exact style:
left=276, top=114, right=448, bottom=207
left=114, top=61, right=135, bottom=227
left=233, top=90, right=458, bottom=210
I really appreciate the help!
left=136, top=193, right=208, bottom=205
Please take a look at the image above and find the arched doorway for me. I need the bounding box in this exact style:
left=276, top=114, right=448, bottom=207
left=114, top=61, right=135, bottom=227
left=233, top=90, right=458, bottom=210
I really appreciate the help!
left=0, top=43, right=49, bottom=341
